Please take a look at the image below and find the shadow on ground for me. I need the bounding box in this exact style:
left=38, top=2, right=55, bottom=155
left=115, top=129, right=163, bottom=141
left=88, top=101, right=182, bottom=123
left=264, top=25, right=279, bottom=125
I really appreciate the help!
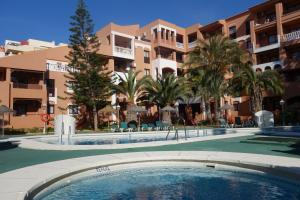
left=0, top=141, right=19, bottom=151
left=272, top=141, right=300, bottom=156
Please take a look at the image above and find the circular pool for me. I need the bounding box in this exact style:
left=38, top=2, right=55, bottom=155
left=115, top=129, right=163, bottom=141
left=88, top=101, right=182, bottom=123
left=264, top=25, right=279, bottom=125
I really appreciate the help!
left=33, top=162, right=300, bottom=200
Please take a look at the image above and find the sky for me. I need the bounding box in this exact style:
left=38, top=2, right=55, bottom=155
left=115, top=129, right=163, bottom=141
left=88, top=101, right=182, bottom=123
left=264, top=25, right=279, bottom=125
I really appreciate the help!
left=0, top=0, right=263, bottom=45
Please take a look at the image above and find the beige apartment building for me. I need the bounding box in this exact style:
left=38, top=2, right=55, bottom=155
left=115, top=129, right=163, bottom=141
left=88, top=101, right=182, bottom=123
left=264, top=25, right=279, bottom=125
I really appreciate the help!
left=0, top=0, right=299, bottom=129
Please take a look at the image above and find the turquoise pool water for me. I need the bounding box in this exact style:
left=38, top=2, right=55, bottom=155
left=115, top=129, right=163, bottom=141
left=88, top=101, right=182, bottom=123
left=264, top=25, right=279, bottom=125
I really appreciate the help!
left=34, top=165, right=300, bottom=200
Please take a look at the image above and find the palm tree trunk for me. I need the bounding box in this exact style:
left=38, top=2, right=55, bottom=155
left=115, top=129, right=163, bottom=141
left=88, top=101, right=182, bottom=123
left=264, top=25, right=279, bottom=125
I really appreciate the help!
left=201, top=98, right=206, bottom=120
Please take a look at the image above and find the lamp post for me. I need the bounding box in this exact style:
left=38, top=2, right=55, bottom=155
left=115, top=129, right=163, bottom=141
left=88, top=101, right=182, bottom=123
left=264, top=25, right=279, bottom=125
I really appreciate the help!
left=280, top=99, right=285, bottom=126
left=116, top=104, right=120, bottom=128
left=174, top=101, right=179, bottom=118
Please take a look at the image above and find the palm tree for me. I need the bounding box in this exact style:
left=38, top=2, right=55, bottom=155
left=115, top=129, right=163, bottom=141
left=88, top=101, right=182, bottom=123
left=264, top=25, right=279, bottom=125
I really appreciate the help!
left=185, top=34, right=248, bottom=119
left=113, top=69, right=148, bottom=105
left=144, top=74, right=191, bottom=121
left=113, top=69, right=149, bottom=121
left=228, top=64, right=283, bottom=114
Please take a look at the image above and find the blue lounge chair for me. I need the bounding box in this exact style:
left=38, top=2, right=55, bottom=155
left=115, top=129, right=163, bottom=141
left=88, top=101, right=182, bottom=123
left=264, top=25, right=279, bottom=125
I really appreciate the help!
left=120, top=122, right=129, bottom=132
left=129, top=123, right=137, bottom=132
left=141, top=123, right=149, bottom=131
left=148, top=123, right=156, bottom=131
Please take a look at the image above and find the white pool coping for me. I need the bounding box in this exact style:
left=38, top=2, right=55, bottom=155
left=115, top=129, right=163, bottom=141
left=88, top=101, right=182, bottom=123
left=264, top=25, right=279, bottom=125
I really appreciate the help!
left=0, top=151, right=300, bottom=200
left=8, top=128, right=258, bottom=150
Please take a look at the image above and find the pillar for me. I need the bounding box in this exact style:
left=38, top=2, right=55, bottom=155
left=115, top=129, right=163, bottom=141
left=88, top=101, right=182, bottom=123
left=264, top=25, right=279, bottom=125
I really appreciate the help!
left=250, top=20, right=257, bottom=65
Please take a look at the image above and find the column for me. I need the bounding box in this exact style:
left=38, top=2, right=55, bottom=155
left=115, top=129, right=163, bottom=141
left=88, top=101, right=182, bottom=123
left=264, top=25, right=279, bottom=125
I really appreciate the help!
left=250, top=20, right=257, bottom=65
left=172, top=51, right=176, bottom=61
left=276, top=2, right=284, bottom=37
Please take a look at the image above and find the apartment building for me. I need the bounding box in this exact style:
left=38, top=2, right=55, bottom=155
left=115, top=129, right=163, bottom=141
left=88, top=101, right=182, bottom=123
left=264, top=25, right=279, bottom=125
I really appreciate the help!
left=3, top=39, right=67, bottom=56
left=0, top=0, right=299, bottom=128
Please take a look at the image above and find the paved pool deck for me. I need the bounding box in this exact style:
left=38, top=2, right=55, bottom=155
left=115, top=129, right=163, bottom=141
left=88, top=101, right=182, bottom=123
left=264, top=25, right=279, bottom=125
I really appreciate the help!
left=1, top=151, right=300, bottom=200
left=1, top=134, right=300, bottom=174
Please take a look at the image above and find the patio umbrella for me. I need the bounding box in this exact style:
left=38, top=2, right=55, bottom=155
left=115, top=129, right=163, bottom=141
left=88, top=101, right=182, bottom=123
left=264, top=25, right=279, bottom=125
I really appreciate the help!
left=99, top=105, right=116, bottom=128
left=128, top=105, right=147, bottom=113
left=220, top=104, right=234, bottom=110
left=220, top=104, right=234, bottom=122
left=127, top=105, right=147, bottom=130
left=161, top=106, right=176, bottom=124
left=100, top=105, right=116, bottom=113
left=0, top=105, right=14, bottom=137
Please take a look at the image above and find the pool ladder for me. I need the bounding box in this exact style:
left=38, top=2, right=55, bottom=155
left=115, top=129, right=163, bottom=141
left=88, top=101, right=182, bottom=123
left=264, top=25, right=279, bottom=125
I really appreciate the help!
left=166, top=117, right=187, bottom=141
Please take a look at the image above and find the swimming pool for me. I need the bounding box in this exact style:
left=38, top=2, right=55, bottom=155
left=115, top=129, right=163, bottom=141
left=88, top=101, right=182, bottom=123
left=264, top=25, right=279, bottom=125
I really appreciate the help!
left=35, top=129, right=226, bottom=145
left=33, top=163, right=300, bottom=200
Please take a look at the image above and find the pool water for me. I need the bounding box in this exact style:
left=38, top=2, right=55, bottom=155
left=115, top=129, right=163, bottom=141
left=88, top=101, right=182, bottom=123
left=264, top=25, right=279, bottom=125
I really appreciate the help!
left=37, top=130, right=215, bottom=145
left=34, top=166, right=300, bottom=200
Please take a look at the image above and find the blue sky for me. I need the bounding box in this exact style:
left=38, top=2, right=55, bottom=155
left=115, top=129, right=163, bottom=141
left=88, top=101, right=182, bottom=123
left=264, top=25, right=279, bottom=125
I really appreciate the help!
left=0, top=0, right=263, bottom=44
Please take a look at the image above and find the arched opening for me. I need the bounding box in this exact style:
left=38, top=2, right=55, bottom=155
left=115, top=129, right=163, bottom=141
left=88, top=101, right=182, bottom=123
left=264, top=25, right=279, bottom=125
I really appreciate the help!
left=274, top=64, right=282, bottom=71
left=256, top=68, right=262, bottom=73
left=265, top=66, right=272, bottom=71
left=162, top=67, right=175, bottom=76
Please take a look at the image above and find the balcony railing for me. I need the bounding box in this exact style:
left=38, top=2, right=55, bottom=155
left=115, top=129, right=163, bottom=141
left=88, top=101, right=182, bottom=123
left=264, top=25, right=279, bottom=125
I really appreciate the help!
left=283, top=30, right=300, bottom=42
left=253, top=61, right=283, bottom=71
left=176, top=42, right=184, bottom=49
left=13, top=83, right=42, bottom=89
left=114, top=46, right=132, bottom=55
left=188, top=41, right=198, bottom=49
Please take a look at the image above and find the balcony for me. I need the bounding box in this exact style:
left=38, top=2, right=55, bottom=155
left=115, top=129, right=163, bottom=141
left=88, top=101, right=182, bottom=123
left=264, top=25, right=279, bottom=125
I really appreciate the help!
left=188, top=41, right=198, bottom=49
left=152, top=58, right=177, bottom=78
left=112, top=32, right=134, bottom=60
left=253, top=36, right=280, bottom=53
left=13, top=83, right=42, bottom=89
left=11, top=83, right=46, bottom=99
left=253, top=61, right=283, bottom=71
left=113, top=46, right=134, bottom=59
left=283, top=30, right=300, bottom=42
left=176, top=42, right=184, bottom=49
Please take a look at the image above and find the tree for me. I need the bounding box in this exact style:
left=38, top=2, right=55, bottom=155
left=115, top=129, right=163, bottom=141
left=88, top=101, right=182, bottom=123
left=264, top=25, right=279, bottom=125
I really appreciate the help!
left=66, top=0, right=112, bottom=130
left=229, top=64, right=283, bottom=114
left=144, top=74, right=191, bottom=121
left=185, top=35, right=248, bottom=119
left=113, top=69, right=148, bottom=105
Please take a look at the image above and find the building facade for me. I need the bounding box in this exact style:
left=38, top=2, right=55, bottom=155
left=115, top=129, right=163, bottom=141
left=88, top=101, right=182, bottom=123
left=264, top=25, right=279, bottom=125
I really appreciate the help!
left=0, top=0, right=299, bottom=129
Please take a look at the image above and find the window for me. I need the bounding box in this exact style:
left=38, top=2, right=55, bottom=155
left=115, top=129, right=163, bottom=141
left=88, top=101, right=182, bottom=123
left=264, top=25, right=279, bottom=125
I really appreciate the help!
left=68, top=105, right=79, bottom=115
left=233, top=101, right=240, bottom=111
left=268, top=35, right=278, bottom=44
left=229, top=26, right=237, bottom=39
left=161, top=28, right=164, bottom=39
left=48, top=105, right=54, bottom=114
left=144, top=69, right=150, bottom=76
left=144, top=50, right=150, bottom=63
left=246, top=21, right=251, bottom=35
left=46, top=79, right=55, bottom=97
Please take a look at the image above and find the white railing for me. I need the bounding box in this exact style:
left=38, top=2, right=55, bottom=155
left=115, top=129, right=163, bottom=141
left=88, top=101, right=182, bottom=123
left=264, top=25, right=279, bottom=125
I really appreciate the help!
left=176, top=42, right=184, bottom=49
left=188, top=41, right=198, bottom=49
left=114, top=46, right=132, bottom=55
left=283, top=30, right=300, bottom=42
left=252, top=61, right=283, bottom=71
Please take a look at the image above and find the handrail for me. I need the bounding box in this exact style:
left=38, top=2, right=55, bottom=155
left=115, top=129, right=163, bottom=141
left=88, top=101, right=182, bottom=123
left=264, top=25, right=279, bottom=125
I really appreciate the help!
left=283, top=30, right=300, bottom=42
left=166, top=117, right=187, bottom=141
